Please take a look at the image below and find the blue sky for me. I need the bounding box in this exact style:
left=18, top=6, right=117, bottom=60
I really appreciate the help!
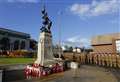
left=0, top=0, right=119, bottom=47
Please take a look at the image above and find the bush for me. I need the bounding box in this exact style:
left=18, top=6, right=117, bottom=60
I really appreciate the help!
left=0, top=50, right=37, bottom=58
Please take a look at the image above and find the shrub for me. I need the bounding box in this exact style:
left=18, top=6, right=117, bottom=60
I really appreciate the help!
left=2, top=50, right=37, bottom=58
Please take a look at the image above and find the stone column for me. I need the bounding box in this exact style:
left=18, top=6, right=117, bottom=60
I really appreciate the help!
left=35, top=32, right=53, bottom=65
left=25, top=39, right=30, bottom=50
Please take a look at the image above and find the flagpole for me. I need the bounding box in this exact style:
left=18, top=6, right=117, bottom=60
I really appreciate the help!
left=58, top=11, right=62, bottom=59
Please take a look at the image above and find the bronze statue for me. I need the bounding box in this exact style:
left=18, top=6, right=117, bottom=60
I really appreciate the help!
left=40, top=6, right=52, bottom=33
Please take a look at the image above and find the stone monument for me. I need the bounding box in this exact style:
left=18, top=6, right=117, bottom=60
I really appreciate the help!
left=35, top=6, right=55, bottom=66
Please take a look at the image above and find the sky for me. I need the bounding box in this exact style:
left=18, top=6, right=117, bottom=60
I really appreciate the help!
left=0, top=0, right=120, bottom=47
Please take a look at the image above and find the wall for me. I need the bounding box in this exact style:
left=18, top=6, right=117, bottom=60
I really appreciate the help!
left=93, top=44, right=114, bottom=53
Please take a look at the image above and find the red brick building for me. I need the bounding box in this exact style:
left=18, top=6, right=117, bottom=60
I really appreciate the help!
left=91, top=33, right=120, bottom=54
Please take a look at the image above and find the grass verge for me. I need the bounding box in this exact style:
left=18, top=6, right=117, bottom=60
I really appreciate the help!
left=0, top=58, right=36, bottom=65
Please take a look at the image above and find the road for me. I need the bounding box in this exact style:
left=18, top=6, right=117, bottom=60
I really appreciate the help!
left=13, top=65, right=120, bottom=82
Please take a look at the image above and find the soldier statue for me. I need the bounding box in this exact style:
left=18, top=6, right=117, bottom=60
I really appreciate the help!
left=40, top=6, right=52, bottom=33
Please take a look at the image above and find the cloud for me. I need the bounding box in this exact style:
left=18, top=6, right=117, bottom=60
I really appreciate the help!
left=5, top=0, right=39, bottom=3
left=63, top=36, right=91, bottom=48
left=70, top=0, right=120, bottom=17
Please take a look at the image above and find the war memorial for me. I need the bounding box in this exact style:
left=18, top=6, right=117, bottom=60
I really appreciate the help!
left=0, top=1, right=120, bottom=82
left=34, top=6, right=55, bottom=66
left=24, top=5, right=65, bottom=79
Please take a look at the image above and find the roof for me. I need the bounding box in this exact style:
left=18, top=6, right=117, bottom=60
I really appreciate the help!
left=0, top=27, right=30, bottom=38
left=91, top=33, right=120, bottom=45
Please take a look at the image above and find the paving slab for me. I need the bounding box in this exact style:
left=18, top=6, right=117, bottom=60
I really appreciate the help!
left=13, top=65, right=120, bottom=82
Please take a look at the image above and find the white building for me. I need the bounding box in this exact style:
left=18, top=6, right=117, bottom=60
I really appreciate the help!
left=0, top=27, right=31, bottom=51
left=73, top=48, right=81, bottom=53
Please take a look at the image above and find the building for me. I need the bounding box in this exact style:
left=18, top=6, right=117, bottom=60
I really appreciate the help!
left=73, top=47, right=81, bottom=53
left=91, top=33, right=120, bottom=54
left=0, top=27, right=32, bottom=51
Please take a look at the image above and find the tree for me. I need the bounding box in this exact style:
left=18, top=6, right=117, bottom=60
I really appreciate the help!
left=63, top=45, right=73, bottom=52
left=64, top=45, right=69, bottom=50
left=68, top=46, right=73, bottom=52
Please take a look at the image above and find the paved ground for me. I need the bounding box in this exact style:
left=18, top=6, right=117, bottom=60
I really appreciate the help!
left=13, top=65, right=120, bottom=82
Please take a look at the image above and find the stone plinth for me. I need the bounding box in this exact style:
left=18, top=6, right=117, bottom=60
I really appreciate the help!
left=35, top=32, right=54, bottom=66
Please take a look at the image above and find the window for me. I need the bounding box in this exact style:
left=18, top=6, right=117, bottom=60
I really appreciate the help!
left=20, top=41, right=25, bottom=49
left=0, top=37, right=10, bottom=50
left=14, top=40, right=20, bottom=50
left=116, top=40, right=120, bottom=53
